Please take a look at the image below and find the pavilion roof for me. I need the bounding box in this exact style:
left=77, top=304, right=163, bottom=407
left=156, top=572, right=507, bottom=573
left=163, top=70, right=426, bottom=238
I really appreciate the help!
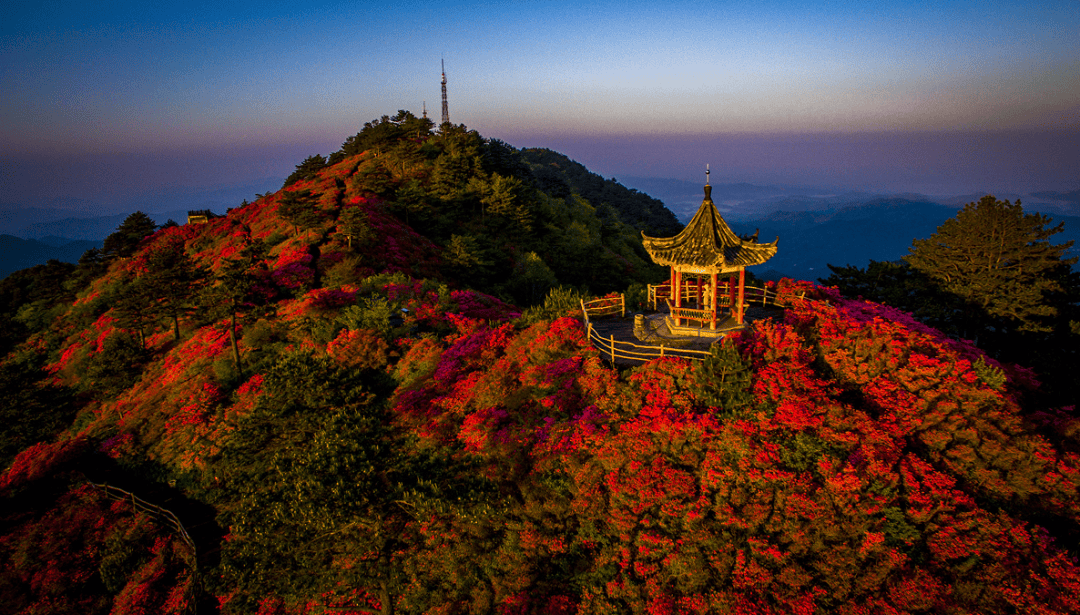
left=642, top=184, right=777, bottom=273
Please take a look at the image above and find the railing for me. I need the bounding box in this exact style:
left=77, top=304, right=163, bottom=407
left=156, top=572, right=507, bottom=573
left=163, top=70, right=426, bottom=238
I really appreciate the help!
left=580, top=298, right=712, bottom=364
left=582, top=294, right=625, bottom=318
left=649, top=282, right=801, bottom=311
left=89, top=482, right=196, bottom=553
left=86, top=482, right=199, bottom=612
left=649, top=280, right=734, bottom=311
left=578, top=285, right=810, bottom=364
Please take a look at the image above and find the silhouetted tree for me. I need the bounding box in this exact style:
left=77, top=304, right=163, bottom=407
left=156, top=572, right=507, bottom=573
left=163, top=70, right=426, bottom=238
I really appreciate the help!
left=905, top=195, right=1075, bottom=334
left=277, top=190, right=322, bottom=237
left=102, top=211, right=157, bottom=259
left=144, top=242, right=208, bottom=341
left=283, top=154, right=328, bottom=188
left=202, top=240, right=272, bottom=373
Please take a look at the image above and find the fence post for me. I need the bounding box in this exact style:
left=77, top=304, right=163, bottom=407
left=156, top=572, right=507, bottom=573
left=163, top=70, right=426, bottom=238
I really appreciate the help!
left=621, top=294, right=625, bottom=318
left=610, top=334, right=616, bottom=364
left=660, top=345, right=665, bottom=357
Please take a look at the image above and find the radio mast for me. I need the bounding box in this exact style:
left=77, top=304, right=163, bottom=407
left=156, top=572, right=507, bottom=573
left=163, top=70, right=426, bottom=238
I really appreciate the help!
left=440, top=59, right=450, bottom=126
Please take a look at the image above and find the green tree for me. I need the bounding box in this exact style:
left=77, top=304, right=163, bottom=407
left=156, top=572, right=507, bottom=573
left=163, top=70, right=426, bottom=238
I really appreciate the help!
left=691, top=338, right=754, bottom=415
left=102, top=211, right=157, bottom=259
left=0, top=357, right=76, bottom=468
left=83, top=330, right=145, bottom=394
left=904, top=195, right=1075, bottom=334
left=144, top=242, right=208, bottom=341
left=112, top=275, right=155, bottom=349
left=820, top=260, right=958, bottom=334
left=282, top=154, right=328, bottom=188
left=340, top=205, right=375, bottom=250
left=277, top=189, right=322, bottom=236
left=215, top=352, right=480, bottom=615
left=202, top=240, right=272, bottom=374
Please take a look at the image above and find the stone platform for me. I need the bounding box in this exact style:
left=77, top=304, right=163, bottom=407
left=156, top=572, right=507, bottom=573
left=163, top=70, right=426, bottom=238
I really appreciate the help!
left=586, top=306, right=781, bottom=363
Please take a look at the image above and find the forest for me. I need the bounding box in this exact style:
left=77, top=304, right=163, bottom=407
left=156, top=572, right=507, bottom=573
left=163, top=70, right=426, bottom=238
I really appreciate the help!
left=1, top=112, right=1078, bottom=615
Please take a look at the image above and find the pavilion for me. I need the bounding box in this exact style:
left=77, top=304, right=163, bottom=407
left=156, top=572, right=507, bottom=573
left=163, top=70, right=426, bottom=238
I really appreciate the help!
left=642, top=172, right=778, bottom=333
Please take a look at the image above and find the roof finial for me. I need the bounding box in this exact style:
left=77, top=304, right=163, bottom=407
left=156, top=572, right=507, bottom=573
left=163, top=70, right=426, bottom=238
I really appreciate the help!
left=706, top=164, right=711, bottom=186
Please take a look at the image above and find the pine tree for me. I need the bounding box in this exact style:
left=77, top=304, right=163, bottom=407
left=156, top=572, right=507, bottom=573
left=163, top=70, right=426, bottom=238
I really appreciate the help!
left=905, top=195, right=1075, bottom=333
left=202, top=240, right=271, bottom=373
left=102, top=211, right=157, bottom=259
left=282, top=154, right=327, bottom=188
left=144, top=242, right=208, bottom=341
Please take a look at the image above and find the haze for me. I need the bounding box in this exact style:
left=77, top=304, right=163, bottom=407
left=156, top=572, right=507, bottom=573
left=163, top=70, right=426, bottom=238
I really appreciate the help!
left=2, top=0, right=1077, bottom=214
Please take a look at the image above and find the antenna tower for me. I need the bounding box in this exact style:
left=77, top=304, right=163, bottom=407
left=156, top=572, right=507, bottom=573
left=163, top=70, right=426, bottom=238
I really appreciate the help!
left=440, top=59, right=450, bottom=125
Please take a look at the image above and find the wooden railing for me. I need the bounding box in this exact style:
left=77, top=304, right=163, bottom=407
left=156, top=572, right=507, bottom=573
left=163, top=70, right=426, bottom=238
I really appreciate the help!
left=86, top=482, right=199, bottom=612
left=580, top=298, right=711, bottom=364
left=578, top=285, right=809, bottom=364
left=582, top=294, right=625, bottom=318
left=649, top=280, right=735, bottom=311
left=649, top=282, right=799, bottom=311
left=666, top=299, right=712, bottom=325
left=88, top=482, right=197, bottom=557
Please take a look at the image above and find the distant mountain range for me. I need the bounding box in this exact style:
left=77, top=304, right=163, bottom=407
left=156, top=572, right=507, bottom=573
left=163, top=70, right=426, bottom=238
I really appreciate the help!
left=2, top=174, right=1077, bottom=284
left=620, top=177, right=1080, bottom=281
left=0, top=210, right=219, bottom=279
left=0, top=235, right=101, bottom=279
left=741, top=199, right=1080, bottom=281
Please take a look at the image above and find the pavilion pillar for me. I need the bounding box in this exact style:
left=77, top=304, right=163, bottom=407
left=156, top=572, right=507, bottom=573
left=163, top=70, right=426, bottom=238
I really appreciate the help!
left=737, top=269, right=746, bottom=325
left=674, top=269, right=682, bottom=327
left=710, top=272, right=718, bottom=330
left=696, top=274, right=703, bottom=310
left=728, top=274, right=736, bottom=319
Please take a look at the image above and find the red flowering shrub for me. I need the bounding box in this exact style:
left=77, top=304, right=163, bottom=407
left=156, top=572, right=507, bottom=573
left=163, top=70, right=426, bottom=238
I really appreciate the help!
left=0, top=484, right=195, bottom=615
left=326, top=328, right=394, bottom=371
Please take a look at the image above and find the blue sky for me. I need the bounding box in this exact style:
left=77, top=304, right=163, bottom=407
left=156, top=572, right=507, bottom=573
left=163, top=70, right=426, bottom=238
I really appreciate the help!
left=2, top=0, right=1078, bottom=212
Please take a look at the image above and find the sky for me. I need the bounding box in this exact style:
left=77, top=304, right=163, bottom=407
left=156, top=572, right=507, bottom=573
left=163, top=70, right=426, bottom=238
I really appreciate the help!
left=2, top=0, right=1078, bottom=216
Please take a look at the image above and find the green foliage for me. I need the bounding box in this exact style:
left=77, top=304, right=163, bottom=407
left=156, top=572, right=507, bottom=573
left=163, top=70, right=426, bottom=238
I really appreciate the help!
left=339, top=204, right=375, bottom=251
left=82, top=331, right=145, bottom=394
left=518, top=286, right=584, bottom=325
left=201, top=239, right=273, bottom=373
left=0, top=357, right=76, bottom=469
left=339, top=296, right=395, bottom=335
left=110, top=276, right=155, bottom=348
left=505, top=251, right=558, bottom=306
left=102, top=211, right=157, bottom=259
left=282, top=154, right=327, bottom=188
left=624, top=282, right=648, bottom=312
left=331, top=110, right=435, bottom=163
left=776, top=432, right=844, bottom=473
left=972, top=356, right=1007, bottom=390
left=214, top=351, right=476, bottom=613
left=144, top=242, right=208, bottom=341
left=276, top=189, right=322, bottom=236
left=519, top=148, right=682, bottom=237
left=905, top=195, right=1075, bottom=333
left=692, top=338, right=754, bottom=415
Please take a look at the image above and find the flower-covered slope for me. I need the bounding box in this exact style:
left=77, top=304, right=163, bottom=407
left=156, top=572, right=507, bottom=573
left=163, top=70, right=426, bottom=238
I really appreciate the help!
left=2, top=150, right=1079, bottom=614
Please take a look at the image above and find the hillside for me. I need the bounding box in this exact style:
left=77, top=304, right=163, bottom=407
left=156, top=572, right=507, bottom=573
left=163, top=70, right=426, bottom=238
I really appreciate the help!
left=2, top=118, right=1080, bottom=615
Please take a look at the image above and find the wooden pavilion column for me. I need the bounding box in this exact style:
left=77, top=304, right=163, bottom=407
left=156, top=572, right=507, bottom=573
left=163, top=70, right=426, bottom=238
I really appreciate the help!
left=696, top=274, right=703, bottom=310
left=728, top=273, right=736, bottom=319
left=674, top=269, right=682, bottom=327
left=737, top=268, right=746, bottom=325
left=710, top=272, right=718, bottom=330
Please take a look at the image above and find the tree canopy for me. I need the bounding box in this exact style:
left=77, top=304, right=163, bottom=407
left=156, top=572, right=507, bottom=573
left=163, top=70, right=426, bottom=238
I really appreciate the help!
left=904, top=195, right=1075, bottom=333
left=102, top=211, right=157, bottom=260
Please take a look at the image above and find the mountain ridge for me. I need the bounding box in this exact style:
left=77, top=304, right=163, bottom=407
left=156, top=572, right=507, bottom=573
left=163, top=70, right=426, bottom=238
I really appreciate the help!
left=1, top=118, right=1078, bottom=614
